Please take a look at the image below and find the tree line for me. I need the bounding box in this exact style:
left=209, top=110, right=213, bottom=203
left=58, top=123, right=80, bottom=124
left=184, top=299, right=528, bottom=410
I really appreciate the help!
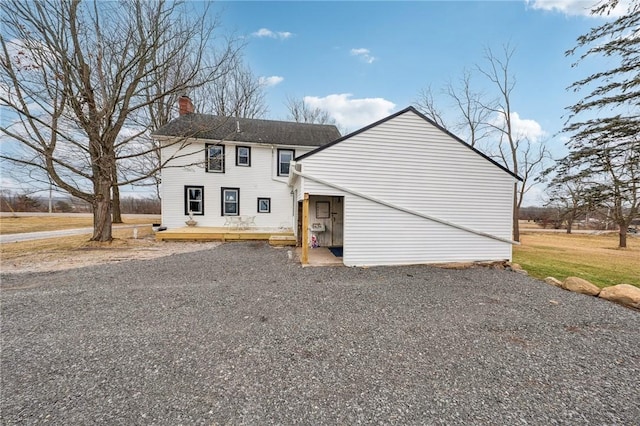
left=1, top=190, right=160, bottom=215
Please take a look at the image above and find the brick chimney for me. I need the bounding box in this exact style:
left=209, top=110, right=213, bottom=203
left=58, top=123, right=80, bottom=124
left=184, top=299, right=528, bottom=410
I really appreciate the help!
left=178, top=95, right=194, bottom=115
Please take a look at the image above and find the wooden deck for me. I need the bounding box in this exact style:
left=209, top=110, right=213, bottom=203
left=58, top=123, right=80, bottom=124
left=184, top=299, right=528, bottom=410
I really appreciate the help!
left=155, top=227, right=297, bottom=246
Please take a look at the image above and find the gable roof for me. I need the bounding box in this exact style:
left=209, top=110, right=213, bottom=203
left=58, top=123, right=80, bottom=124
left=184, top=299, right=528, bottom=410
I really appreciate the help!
left=153, top=114, right=341, bottom=147
left=296, top=106, right=522, bottom=181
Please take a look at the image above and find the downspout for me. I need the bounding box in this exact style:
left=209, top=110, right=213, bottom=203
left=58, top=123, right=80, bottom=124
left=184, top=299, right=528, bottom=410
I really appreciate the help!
left=292, top=168, right=519, bottom=246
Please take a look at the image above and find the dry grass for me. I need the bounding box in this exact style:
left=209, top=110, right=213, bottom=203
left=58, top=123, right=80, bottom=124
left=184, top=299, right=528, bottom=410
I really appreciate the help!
left=519, top=220, right=543, bottom=230
left=1, top=226, right=155, bottom=260
left=0, top=215, right=159, bottom=234
left=1, top=225, right=221, bottom=274
left=514, top=232, right=640, bottom=288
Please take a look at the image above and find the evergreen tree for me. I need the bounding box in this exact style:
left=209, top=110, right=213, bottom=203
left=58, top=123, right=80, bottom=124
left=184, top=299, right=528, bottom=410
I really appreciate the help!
left=561, top=0, right=639, bottom=248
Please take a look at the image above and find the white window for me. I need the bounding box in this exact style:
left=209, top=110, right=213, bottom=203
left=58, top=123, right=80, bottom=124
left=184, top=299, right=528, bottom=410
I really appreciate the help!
left=257, top=198, right=271, bottom=213
left=236, top=146, right=251, bottom=166
left=278, top=149, right=295, bottom=176
left=221, top=188, right=239, bottom=216
left=185, top=186, right=204, bottom=215
left=206, top=144, right=224, bottom=172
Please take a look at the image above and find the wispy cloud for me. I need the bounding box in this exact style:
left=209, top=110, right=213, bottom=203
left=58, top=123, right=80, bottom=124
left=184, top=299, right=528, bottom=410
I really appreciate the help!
left=258, top=75, right=284, bottom=87
left=252, top=28, right=294, bottom=40
left=491, top=110, right=547, bottom=143
left=350, top=48, right=376, bottom=64
left=303, top=93, right=395, bottom=130
left=525, top=0, right=630, bottom=18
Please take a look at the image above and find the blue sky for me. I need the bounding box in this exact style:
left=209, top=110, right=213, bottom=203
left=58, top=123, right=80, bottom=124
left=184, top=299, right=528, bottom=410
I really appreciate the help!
left=216, top=0, right=616, bottom=127
left=206, top=0, right=626, bottom=205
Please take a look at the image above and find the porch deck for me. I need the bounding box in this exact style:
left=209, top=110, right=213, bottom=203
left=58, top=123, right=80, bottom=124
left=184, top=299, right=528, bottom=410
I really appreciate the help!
left=155, top=227, right=296, bottom=246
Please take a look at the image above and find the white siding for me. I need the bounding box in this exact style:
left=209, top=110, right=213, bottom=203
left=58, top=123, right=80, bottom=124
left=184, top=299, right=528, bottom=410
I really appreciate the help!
left=298, top=110, right=516, bottom=266
left=161, top=139, right=313, bottom=229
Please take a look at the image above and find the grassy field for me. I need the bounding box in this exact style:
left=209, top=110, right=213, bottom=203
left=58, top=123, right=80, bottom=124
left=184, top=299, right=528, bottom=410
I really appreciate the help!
left=514, top=232, right=640, bottom=288
left=0, top=215, right=160, bottom=234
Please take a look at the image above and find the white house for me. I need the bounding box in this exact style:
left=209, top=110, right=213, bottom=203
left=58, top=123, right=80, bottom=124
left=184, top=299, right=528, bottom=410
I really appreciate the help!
left=153, top=96, right=341, bottom=230
left=288, top=107, right=520, bottom=267
left=155, top=100, right=519, bottom=267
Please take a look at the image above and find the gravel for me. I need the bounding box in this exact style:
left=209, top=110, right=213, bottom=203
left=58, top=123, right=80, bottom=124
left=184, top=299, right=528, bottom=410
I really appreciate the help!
left=1, top=241, right=639, bottom=424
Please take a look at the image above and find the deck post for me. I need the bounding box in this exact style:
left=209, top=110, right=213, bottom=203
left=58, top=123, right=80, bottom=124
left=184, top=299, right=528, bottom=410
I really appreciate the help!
left=301, top=193, right=309, bottom=264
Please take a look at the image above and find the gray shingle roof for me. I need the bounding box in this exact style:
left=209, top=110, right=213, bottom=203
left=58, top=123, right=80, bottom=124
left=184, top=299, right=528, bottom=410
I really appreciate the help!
left=153, top=114, right=341, bottom=147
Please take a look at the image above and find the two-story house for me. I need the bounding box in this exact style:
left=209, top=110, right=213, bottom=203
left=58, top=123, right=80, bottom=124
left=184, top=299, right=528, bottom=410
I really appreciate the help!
left=154, top=97, right=519, bottom=267
left=152, top=96, right=341, bottom=230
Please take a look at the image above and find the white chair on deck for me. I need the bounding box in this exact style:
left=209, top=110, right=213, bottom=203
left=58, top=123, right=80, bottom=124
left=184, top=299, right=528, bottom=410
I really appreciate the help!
left=243, top=216, right=256, bottom=229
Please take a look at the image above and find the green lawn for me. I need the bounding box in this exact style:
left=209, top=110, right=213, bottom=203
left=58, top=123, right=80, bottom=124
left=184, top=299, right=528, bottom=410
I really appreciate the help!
left=514, top=232, right=640, bottom=288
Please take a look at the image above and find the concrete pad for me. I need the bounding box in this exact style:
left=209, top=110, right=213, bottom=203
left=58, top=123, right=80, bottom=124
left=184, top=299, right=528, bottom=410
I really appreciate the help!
left=296, top=247, right=343, bottom=267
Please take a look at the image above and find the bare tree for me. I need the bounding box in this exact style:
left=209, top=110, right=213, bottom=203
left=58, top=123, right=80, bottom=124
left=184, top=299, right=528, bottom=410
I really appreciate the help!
left=414, top=85, right=447, bottom=129
left=199, top=57, right=268, bottom=119
left=445, top=71, right=492, bottom=148
left=416, top=46, right=548, bottom=241
left=285, top=96, right=336, bottom=125
left=541, top=168, right=592, bottom=233
left=415, top=73, right=491, bottom=147
left=0, top=0, right=236, bottom=241
left=477, top=45, right=549, bottom=241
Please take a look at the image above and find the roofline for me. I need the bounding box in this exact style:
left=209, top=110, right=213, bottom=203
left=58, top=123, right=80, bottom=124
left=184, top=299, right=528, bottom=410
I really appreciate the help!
left=295, top=106, right=522, bottom=181
left=152, top=113, right=341, bottom=136
left=154, top=135, right=322, bottom=150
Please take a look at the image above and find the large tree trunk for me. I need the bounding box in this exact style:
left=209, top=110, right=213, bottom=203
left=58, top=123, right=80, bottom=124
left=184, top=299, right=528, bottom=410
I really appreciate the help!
left=566, top=215, right=574, bottom=234
left=618, top=225, right=627, bottom=248
left=112, top=182, right=123, bottom=224
left=91, top=166, right=114, bottom=242
left=512, top=182, right=520, bottom=242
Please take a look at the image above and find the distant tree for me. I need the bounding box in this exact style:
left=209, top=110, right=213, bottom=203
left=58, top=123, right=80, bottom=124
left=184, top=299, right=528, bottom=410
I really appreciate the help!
left=55, top=200, right=74, bottom=213
left=285, top=96, right=336, bottom=125
left=560, top=0, right=639, bottom=247
left=0, top=0, right=236, bottom=241
left=16, top=194, right=42, bottom=212
left=198, top=58, right=267, bottom=119
left=542, top=169, right=591, bottom=233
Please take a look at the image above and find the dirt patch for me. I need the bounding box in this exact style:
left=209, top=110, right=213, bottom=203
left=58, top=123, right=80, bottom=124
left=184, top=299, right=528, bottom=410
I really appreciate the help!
left=1, top=236, right=221, bottom=274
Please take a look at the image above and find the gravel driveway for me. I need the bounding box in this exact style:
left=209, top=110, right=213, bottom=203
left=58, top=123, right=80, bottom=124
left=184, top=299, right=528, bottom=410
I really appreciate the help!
left=2, top=242, right=639, bottom=424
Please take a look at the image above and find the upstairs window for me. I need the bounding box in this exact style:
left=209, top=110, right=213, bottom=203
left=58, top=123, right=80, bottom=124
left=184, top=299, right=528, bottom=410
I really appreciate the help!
left=184, top=186, right=204, bottom=215
left=221, top=187, right=240, bottom=216
left=206, top=144, right=225, bottom=172
left=278, top=149, right=295, bottom=177
left=236, top=146, right=251, bottom=166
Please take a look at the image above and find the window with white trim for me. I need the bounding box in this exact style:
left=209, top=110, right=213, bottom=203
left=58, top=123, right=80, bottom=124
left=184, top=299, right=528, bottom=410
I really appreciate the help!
left=278, top=149, right=294, bottom=176
left=221, top=187, right=240, bottom=216
left=236, top=146, right=251, bottom=166
left=206, top=144, right=224, bottom=172
left=257, top=198, right=271, bottom=213
left=184, top=186, right=204, bottom=215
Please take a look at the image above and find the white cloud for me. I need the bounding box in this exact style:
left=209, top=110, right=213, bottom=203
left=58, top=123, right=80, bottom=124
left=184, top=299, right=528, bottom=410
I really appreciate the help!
left=350, top=48, right=376, bottom=64
left=526, top=0, right=630, bottom=17
left=258, top=76, right=284, bottom=87
left=251, top=28, right=293, bottom=40
left=303, top=93, right=396, bottom=130
left=491, top=110, right=547, bottom=142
